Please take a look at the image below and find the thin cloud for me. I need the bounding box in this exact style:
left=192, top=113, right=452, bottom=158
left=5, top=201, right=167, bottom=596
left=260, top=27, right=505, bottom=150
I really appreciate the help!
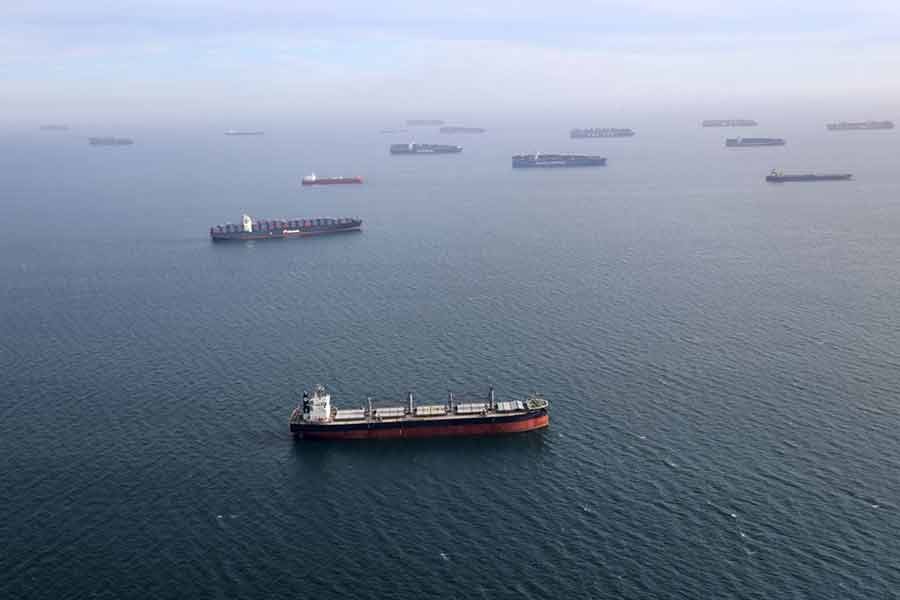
left=3, top=1, right=899, bottom=121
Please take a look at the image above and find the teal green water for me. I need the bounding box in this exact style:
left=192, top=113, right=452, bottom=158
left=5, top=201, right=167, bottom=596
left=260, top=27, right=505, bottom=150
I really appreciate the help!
left=2, top=123, right=899, bottom=598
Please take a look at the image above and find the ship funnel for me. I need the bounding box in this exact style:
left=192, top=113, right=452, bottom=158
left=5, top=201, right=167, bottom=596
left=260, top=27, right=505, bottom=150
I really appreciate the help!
left=489, top=386, right=495, bottom=410
left=241, top=214, right=253, bottom=233
left=448, top=391, right=454, bottom=410
left=408, top=391, right=414, bottom=414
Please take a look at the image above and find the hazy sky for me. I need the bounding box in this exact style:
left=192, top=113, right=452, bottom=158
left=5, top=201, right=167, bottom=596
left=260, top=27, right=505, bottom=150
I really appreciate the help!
left=4, top=1, right=900, bottom=121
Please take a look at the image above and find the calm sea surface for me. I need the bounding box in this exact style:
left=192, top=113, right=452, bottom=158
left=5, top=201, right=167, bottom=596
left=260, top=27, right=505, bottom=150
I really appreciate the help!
left=1, top=120, right=899, bottom=599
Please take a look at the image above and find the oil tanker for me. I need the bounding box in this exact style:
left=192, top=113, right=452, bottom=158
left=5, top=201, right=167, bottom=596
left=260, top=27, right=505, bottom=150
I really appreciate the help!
left=301, top=173, right=363, bottom=185
left=390, top=143, right=462, bottom=154
left=210, top=214, right=361, bottom=241
left=512, top=153, right=606, bottom=168
left=290, top=385, right=549, bottom=440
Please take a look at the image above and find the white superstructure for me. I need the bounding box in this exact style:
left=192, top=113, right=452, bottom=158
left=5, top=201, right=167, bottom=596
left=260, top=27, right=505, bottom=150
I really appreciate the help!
left=299, top=385, right=332, bottom=423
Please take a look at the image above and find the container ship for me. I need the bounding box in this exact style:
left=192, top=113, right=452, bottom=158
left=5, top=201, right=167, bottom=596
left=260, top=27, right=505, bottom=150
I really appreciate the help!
left=390, top=143, right=462, bottom=154
left=570, top=128, right=635, bottom=138
left=290, top=385, right=549, bottom=440
left=440, top=126, right=486, bottom=134
left=826, top=121, right=894, bottom=131
left=210, top=214, right=362, bottom=241
left=301, top=173, right=363, bottom=186
left=225, top=130, right=264, bottom=136
left=726, top=137, right=785, bottom=147
left=766, top=169, right=852, bottom=183
left=406, top=119, right=445, bottom=126
left=89, top=137, right=133, bottom=146
left=512, top=153, right=607, bottom=168
left=703, top=119, right=758, bottom=127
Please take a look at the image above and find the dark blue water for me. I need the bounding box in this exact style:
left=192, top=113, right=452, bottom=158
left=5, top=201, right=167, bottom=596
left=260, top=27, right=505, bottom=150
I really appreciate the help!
left=2, top=122, right=899, bottom=599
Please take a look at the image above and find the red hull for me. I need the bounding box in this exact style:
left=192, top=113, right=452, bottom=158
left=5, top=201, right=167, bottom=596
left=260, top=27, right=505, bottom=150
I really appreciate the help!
left=296, top=413, right=548, bottom=440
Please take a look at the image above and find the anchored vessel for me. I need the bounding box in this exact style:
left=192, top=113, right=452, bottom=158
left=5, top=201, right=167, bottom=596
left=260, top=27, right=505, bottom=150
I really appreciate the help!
left=40, top=124, right=69, bottom=131
left=826, top=121, right=894, bottom=131
left=290, top=385, right=549, bottom=440
left=89, top=137, right=133, bottom=146
left=225, top=130, right=264, bottom=136
left=570, top=128, right=635, bottom=138
left=703, top=119, right=758, bottom=127
left=766, top=169, right=852, bottom=183
left=302, top=173, right=363, bottom=186
left=390, top=143, right=462, bottom=154
left=440, top=126, right=486, bottom=134
left=513, top=153, right=607, bottom=168
left=210, top=214, right=362, bottom=241
left=380, top=128, right=408, bottom=134
left=406, top=119, right=445, bottom=126
left=726, top=137, right=785, bottom=147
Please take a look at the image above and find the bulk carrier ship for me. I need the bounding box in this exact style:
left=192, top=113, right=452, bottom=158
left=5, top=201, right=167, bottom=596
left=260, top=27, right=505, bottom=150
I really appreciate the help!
left=290, top=385, right=549, bottom=440
left=210, top=214, right=362, bottom=241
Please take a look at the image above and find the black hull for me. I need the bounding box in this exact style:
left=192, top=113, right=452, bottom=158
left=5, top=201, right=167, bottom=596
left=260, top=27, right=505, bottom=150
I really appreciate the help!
left=211, top=226, right=361, bottom=241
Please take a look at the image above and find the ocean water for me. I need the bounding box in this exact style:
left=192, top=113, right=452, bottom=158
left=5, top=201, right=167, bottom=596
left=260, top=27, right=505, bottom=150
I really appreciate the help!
left=1, top=120, right=899, bottom=599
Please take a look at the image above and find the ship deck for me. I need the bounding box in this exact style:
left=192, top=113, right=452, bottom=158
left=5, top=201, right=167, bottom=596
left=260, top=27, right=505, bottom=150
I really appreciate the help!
left=291, top=397, right=549, bottom=428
